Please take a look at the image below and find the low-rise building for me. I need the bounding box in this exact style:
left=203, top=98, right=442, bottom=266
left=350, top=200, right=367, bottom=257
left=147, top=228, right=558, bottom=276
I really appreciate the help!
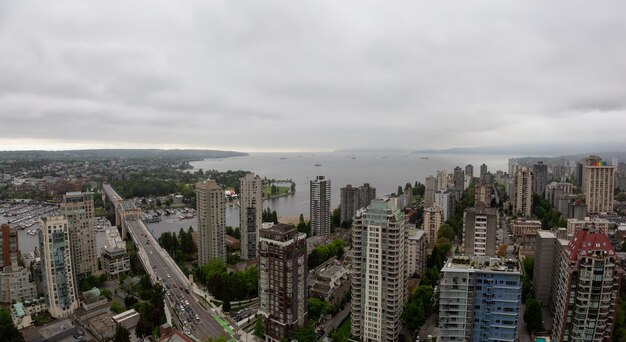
left=113, top=309, right=141, bottom=330
left=566, top=217, right=610, bottom=237
left=100, top=226, right=130, bottom=279
left=10, top=298, right=48, bottom=329
left=511, top=219, right=542, bottom=245
left=310, top=264, right=350, bottom=306
left=0, top=265, right=37, bottom=304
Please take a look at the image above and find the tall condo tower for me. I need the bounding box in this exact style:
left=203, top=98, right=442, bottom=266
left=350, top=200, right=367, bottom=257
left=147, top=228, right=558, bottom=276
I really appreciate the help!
left=196, top=180, right=226, bottom=264
left=62, top=192, right=97, bottom=280
left=310, top=176, right=331, bottom=236
left=40, top=216, right=79, bottom=318
left=239, top=173, right=262, bottom=259
left=351, top=198, right=407, bottom=342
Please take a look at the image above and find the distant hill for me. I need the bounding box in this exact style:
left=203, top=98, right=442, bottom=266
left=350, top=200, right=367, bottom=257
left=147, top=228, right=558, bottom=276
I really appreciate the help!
left=0, top=149, right=247, bottom=161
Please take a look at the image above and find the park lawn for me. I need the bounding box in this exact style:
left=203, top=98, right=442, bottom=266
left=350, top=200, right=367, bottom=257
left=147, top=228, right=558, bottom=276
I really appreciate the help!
left=262, top=185, right=290, bottom=197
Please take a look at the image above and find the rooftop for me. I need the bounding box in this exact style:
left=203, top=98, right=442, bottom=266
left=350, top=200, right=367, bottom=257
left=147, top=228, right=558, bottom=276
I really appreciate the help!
left=444, top=255, right=520, bottom=273
left=565, top=228, right=616, bottom=261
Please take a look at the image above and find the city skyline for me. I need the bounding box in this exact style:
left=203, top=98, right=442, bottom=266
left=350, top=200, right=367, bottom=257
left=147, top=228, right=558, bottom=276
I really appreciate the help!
left=1, top=1, right=626, bottom=152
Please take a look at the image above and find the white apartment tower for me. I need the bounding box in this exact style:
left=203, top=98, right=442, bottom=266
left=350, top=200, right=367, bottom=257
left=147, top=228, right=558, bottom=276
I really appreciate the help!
left=239, top=173, right=262, bottom=260
left=351, top=198, right=407, bottom=342
left=62, top=192, right=97, bottom=280
left=196, top=180, right=226, bottom=264
left=513, top=166, right=533, bottom=217
left=39, top=216, right=79, bottom=318
left=310, top=176, right=331, bottom=236
left=583, top=158, right=615, bottom=214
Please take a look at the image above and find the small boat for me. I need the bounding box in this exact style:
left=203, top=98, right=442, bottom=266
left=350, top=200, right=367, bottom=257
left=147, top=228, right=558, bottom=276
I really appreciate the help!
left=314, top=164, right=322, bottom=167
left=280, top=157, right=287, bottom=160
left=420, top=157, right=429, bottom=160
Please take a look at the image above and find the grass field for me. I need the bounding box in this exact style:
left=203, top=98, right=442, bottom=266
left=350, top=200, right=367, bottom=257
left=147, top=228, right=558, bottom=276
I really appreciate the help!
left=262, top=185, right=290, bottom=197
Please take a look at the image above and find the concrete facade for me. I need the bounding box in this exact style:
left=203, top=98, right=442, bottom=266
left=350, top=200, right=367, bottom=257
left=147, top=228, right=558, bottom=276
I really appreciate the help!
left=239, top=173, right=262, bottom=260
left=310, top=176, right=331, bottom=237
left=462, top=204, right=498, bottom=257
left=62, top=192, right=97, bottom=280
left=513, top=166, right=533, bottom=217
left=196, top=179, right=226, bottom=264
left=39, top=216, right=79, bottom=318
left=351, top=198, right=407, bottom=342
left=258, top=224, right=307, bottom=342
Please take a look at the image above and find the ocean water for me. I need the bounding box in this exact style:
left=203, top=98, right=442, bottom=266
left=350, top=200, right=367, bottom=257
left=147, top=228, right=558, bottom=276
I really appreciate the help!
left=190, top=152, right=510, bottom=221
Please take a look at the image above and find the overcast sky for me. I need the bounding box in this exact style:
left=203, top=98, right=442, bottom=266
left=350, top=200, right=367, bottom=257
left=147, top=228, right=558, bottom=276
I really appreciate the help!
left=1, top=1, right=625, bottom=153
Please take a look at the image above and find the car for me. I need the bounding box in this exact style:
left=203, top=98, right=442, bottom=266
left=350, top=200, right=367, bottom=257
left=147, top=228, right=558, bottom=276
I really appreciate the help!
left=167, top=274, right=171, bottom=278
left=185, top=300, right=189, bottom=305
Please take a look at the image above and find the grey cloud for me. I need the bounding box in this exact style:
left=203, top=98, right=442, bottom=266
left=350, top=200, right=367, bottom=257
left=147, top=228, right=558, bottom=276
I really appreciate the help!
left=1, top=0, right=626, bottom=152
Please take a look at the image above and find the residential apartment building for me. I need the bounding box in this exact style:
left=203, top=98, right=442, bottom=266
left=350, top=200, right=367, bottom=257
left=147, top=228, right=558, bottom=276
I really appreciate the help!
left=62, top=192, right=97, bottom=280
left=310, top=264, right=350, bottom=306
left=310, top=176, right=331, bottom=237
left=39, top=216, right=79, bottom=318
left=474, top=183, right=492, bottom=207
left=435, top=190, right=454, bottom=222
left=258, top=224, right=307, bottom=342
left=511, top=219, right=542, bottom=244
left=0, top=223, right=18, bottom=268
left=0, top=266, right=37, bottom=304
left=583, top=158, right=615, bottom=214
left=480, top=163, right=488, bottom=179
left=351, top=198, right=407, bottom=342
left=453, top=166, right=465, bottom=196
left=513, top=166, right=533, bottom=217
left=340, top=183, right=376, bottom=223
left=533, top=231, right=565, bottom=305
left=566, top=217, right=610, bottom=237
left=550, top=228, right=621, bottom=341
left=196, top=179, right=226, bottom=264
left=424, top=176, right=437, bottom=207
left=239, top=173, right=262, bottom=260
left=0, top=224, right=36, bottom=304
left=100, top=226, right=130, bottom=279
left=465, top=164, right=474, bottom=179
left=533, top=161, right=548, bottom=196
left=545, top=182, right=575, bottom=207
left=406, top=228, right=426, bottom=278
left=438, top=256, right=521, bottom=342
left=423, top=206, right=444, bottom=243
left=462, top=204, right=498, bottom=257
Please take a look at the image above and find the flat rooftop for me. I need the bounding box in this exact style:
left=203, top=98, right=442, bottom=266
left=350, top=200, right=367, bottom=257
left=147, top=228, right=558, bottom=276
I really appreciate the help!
left=444, top=256, right=520, bottom=273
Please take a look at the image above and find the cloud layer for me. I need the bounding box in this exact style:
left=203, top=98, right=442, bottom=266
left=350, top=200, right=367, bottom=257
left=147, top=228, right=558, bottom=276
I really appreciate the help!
left=1, top=1, right=625, bottom=152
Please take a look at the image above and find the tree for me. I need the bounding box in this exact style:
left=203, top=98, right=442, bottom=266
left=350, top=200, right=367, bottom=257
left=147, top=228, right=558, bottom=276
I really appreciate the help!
left=114, top=324, right=131, bottom=342
left=497, top=244, right=508, bottom=257
left=110, top=301, right=126, bottom=314
left=0, top=308, right=24, bottom=342
left=524, top=298, right=543, bottom=332
left=289, top=324, right=316, bottom=342
left=436, top=224, right=454, bottom=242
left=253, top=316, right=265, bottom=338
left=332, top=206, right=341, bottom=228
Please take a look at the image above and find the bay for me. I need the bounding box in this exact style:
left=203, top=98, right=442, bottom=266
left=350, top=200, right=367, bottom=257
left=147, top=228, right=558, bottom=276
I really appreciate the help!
left=189, top=152, right=510, bottom=224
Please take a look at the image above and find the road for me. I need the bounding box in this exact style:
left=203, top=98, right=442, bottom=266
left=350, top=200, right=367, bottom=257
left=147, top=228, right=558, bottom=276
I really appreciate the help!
left=125, top=219, right=238, bottom=341
left=103, top=185, right=237, bottom=341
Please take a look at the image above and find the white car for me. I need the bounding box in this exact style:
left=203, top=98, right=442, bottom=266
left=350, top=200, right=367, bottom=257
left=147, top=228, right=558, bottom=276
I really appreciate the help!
left=167, top=274, right=171, bottom=278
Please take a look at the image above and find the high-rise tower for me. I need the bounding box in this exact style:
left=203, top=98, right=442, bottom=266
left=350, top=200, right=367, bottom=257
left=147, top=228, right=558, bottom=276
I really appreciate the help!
left=196, top=180, right=226, bottom=264
left=351, top=198, right=407, bottom=342
left=62, top=192, right=97, bottom=280
left=310, top=176, right=331, bottom=236
left=40, top=216, right=79, bottom=318
left=239, top=173, right=262, bottom=260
